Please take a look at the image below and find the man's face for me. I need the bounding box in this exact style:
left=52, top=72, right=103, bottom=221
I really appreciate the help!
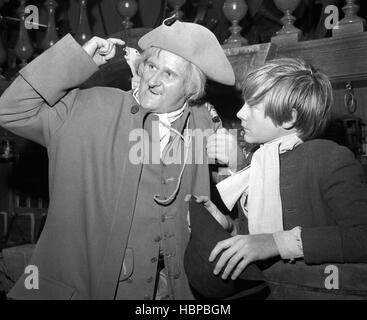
left=138, top=50, right=188, bottom=114
left=237, top=102, right=289, bottom=144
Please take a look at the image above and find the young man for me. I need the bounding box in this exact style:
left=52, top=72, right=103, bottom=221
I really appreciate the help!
left=0, top=19, right=237, bottom=299
left=188, top=58, right=367, bottom=299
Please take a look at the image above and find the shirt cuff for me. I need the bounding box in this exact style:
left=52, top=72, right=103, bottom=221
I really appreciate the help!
left=273, top=227, right=304, bottom=260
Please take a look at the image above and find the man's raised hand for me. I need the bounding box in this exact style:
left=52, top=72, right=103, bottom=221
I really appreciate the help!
left=82, top=36, right=125, bottom=67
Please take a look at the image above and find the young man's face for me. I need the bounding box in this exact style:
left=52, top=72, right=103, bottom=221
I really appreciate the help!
left=138, top=50, right=188, bottom=114
left=237, top=102, right=290, bottom=144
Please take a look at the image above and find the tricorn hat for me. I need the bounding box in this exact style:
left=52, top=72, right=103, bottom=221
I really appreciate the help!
left=184, top=197, right=267, bottom=299
left=138, top=18, right=235, bottom=86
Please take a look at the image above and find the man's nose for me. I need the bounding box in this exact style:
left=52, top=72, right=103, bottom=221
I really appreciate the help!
left=148, top=71, right=162, bottom=87
left=237, top=104, right=247, bottom=120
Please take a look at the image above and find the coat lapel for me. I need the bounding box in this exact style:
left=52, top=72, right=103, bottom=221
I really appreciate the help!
left=94, top=97, right=150, bottom=299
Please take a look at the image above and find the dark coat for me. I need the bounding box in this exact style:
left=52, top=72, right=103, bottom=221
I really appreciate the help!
left=238, top=140, right=367, bottom=299
left=0, top=34, right=219, bottom=299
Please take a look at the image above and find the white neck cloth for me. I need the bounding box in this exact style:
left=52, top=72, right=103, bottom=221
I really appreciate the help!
left=216, top=132, right=303, bottom=234
left=133, top=88, right=186, bottom=157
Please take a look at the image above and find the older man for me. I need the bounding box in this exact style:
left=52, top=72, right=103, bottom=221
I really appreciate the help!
left=0, top=19, right=236, bottom=299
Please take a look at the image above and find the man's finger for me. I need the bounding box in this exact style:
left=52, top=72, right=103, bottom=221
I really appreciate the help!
left=97, top=41, right=112, bottom=55
left=231, top=258, right=250, bottom=280
left=104, top=46, right=117, bottom=61
left=99, top=39, right=125, bottom=56
left=221, top=252, right=243, bottom=279
left=209, top=237, right=236, bottom=262
left=213, top=246, right=237, bottom=275
left=107, top=38, right=125, bottom=46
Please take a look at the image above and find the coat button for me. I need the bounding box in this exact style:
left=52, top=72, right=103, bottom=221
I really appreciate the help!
left=146, top=276, right=154, bottom=283
left=174, top=274, right=180, bottom=279
left=151, top=257, right=158, bottom=263
left=130, top=105, right=139, bottom=114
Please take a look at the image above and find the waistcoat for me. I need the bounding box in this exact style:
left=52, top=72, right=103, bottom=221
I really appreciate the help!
left=115, top=111, right=194, bottom=299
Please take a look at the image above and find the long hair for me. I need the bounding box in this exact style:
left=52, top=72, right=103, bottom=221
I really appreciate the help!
left=242, top=58, right=333, bottom=140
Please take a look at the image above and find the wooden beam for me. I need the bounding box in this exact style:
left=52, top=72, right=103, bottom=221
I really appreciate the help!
left=225, top=33, right=367, bottom=84
left=268, top=32, right=367, bottom=83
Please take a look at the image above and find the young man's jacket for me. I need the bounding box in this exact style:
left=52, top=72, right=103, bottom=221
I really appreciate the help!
left=0, top=34, right=221, bottom=299
left=238, top=140, right=367, bottom=299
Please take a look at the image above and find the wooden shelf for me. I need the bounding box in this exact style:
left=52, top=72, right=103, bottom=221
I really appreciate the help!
left=271, top=32, right=367, bottom=83
left=225, top=32, right=367, bottom=85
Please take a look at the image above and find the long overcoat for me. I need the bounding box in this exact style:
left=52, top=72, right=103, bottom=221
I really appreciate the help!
left=0, top=34, right=220, bottom=299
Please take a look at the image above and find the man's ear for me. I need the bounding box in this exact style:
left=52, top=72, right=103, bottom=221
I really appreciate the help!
left=282, top=108, right=298, bottom=130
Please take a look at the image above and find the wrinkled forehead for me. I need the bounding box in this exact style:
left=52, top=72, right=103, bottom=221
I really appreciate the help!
left=145, top=47, right=189, bottom=73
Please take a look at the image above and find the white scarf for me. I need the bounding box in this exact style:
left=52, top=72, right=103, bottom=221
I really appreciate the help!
left=216, top=133, right=303, bottom=234
left=133, top=88, right=186, bottom=157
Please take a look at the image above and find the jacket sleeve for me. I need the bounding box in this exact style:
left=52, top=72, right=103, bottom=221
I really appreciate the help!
left=0, top=34, right=99, bottom=147
left=302, top=145, right=367, bottom=264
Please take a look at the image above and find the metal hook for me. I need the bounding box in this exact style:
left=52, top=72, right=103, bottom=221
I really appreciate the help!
left=344, top=81, right=357, bottom=114
left=346, top=81, right=352, bottom=91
